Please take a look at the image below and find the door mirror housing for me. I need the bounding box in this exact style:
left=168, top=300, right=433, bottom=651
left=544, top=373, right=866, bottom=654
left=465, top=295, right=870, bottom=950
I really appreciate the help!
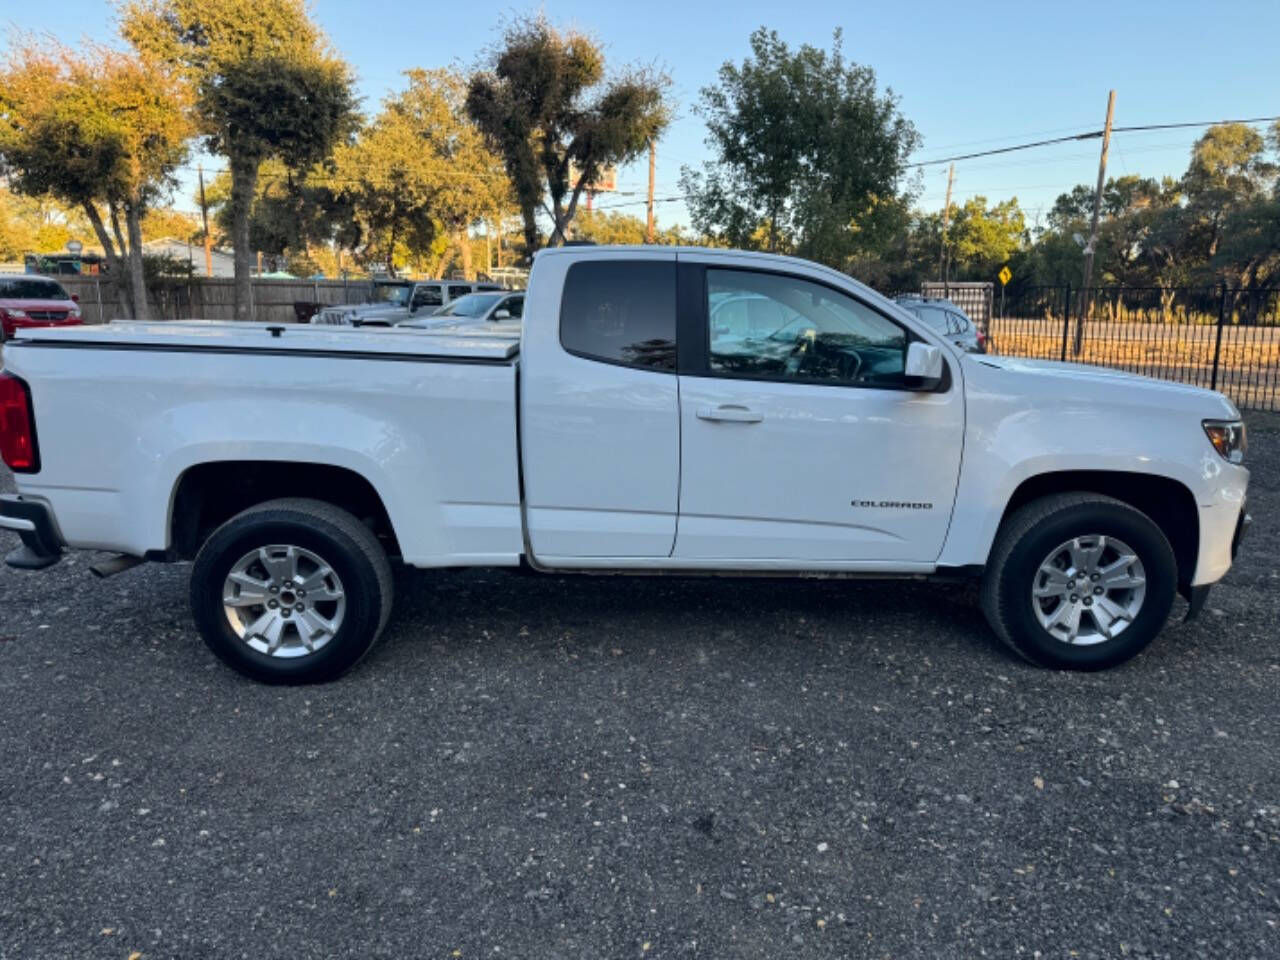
left=904, top=341, right=945, bottom=390
left=493, top=308, right=511, bottom=320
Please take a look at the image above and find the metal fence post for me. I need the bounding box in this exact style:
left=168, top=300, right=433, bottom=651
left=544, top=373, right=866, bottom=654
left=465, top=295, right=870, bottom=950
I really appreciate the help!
left=1210, top=282, right=1228, bottom=392
left=1060, top=283, right=1072, bottom=362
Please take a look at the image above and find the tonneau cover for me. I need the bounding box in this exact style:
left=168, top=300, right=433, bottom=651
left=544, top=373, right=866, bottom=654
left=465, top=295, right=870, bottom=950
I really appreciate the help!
left=15, top=319, right=520, bottom=362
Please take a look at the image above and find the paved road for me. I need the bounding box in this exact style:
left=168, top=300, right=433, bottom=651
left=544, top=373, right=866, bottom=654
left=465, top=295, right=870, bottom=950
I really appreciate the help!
left=2, top=418, right=1278, bottom=959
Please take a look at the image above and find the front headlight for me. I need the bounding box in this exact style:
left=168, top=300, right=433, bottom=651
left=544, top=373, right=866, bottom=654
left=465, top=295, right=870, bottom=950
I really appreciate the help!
left=1203, top=419, right=1247, bottom=464
left=8, top=309, right=27, bottom=319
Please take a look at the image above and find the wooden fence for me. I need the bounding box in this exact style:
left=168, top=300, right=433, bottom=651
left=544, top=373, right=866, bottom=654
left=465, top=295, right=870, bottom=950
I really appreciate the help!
left=59, top=276, right=376, bottom=325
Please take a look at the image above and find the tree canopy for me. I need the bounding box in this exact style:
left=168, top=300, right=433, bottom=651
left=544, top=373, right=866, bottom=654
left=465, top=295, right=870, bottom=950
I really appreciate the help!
left=121, top=0, right=356, bottom=316
left=681, top=28, right=919, bottom=267
left=466, top=15, right=671, bottom=254
left=0, top=39, right=191, bottom=317
left=569, top=208, right=687, bottom=246
left=336, top=69, right=512, bottom=277
left=1008, top=123, right=1280, bottom=291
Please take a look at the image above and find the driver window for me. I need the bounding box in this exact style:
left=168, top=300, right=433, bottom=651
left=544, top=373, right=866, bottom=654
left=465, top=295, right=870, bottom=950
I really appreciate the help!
left=706, top=269, right=907, bottom=386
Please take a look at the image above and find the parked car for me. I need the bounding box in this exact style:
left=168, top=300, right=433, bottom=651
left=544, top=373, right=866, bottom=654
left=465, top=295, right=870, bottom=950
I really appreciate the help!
left=0, top=275, right=83, bottom=343
left=398, top=291, right=524, bottom=331
left=311, top=279, right=505, bottom=327
left=1, top=246, right=1249, bottom=684
left=894, top=295, right=986, bottom=353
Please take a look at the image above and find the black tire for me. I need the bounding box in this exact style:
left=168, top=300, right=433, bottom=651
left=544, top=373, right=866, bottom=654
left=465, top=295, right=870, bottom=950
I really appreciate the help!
left=190, top=498, right=393, bottom=684
left=981, top=493, right=1177, bottom=671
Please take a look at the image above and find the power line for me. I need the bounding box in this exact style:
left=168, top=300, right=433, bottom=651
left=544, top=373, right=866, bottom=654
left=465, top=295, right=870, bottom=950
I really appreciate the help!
left=911, top=115, right=1279, bottom=167
left=917, top=121, right=1101, bottom=154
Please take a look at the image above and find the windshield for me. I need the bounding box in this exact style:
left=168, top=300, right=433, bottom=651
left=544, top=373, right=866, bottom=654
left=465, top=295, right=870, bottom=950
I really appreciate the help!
left=435, top=293, right=504, bottom=318
left=0, top=278, right=70, bottom=300
left=372, top=284, right=412, bottom=306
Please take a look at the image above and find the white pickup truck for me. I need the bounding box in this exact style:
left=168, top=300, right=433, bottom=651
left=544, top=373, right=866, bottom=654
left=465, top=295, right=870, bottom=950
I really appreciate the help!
left=0, top=247, right=1250, bottom=683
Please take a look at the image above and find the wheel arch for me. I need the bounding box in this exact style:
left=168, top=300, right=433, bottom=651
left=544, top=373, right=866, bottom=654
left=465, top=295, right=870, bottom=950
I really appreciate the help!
left=168, top=460, right=401, bottom=561
left=992, top=470, right=1199, bottom=591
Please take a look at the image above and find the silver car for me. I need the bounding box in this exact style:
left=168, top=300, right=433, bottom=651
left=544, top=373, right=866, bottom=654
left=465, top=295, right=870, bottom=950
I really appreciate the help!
left=894, top=296, right=986, bottom=353
left=398, top=292, right=524, bottom=331
left=312, top=280, right=505, bottom=327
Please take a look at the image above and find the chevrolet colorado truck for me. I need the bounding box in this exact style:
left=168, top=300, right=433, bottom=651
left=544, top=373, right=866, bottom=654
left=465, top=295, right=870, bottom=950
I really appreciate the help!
left=0, top=247, right=1250, bottom=683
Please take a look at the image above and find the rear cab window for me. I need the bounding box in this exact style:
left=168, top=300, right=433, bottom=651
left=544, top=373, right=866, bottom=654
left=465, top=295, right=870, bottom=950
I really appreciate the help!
left=560, top=261, right=676, bottom=371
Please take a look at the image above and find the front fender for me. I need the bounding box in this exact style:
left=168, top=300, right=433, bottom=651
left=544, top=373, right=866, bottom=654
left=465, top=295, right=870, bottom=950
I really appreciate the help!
left=939, top=363, right=1233, bottom=569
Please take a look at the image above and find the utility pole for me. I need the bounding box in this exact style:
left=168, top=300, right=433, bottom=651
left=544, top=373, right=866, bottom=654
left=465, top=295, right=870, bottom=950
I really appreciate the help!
left=1075, top=89, right=1116, bottom=355
left=938, top=163, right=955, bottom=294
left=197, top=163, right=213, bottom=278
left=646, top=138, right=656, bottom=244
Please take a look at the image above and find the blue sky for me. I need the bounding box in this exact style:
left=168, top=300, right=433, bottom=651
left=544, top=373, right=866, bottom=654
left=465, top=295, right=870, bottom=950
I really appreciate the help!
left=9, top=0, right=1280, bottom=233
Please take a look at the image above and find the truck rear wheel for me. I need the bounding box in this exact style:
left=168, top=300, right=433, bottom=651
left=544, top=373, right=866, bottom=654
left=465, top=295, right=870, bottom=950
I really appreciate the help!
left=981, top=493, right=1177, bottom=670
left=190, top=498, right=393, bottom=684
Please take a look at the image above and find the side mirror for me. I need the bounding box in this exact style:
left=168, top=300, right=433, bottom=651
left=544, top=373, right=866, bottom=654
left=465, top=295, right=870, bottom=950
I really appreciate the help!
left=904, top=341, right=945, bottom=391
left=493, top=309, right=511, bottom=320
left=70, top=293, right=80, bottom=303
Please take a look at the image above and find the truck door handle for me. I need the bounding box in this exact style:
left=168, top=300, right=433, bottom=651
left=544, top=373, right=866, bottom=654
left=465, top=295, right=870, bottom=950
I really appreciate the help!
left=696, top=404, right=764, bottom=423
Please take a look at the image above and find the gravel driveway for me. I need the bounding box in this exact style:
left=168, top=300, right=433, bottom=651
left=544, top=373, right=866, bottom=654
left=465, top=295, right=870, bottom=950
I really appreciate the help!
left=2, top=416, right=1277, bottom=959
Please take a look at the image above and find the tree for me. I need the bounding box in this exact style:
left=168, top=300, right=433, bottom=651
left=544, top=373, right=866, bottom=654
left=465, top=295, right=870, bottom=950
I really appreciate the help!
left=0, top=40, right=191, bottom=318
left=0, top=188, right=94, bottom=259
left=943, top=196, right=1028, bottom=280
left=466, top=15, right=671, bottom=254
left=1180, top=123, right=1278, bottom=284
left=0, top=190, right=38, bottom=260
left=402, top=70, right=512, bottom=280
left=569, top=208, right=687, bottom=245
left=336, top=69, right=512, bottom=278
left=331, top=106, right=439, bottom=275
left=122, top=0, right=357, bottom=319
left=202, top=159, right=353, bottom=274
left=141, top=207, right=200, bottom=244
left=680, top=28, right=919, bottom=267
left=1031, top=124, right=1280, bottom=297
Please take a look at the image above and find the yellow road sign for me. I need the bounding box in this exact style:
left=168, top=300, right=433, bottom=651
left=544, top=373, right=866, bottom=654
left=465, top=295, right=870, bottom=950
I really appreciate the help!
left=998, top=266, right=1012, bottom=286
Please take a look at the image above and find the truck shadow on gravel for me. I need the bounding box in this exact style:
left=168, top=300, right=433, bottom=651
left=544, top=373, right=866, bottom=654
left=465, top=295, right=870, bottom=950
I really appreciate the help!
left=378, top=564, right=1005, bottom=668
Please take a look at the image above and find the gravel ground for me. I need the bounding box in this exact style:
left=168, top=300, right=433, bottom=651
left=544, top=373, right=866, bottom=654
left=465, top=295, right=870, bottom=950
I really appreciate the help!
left=1, top=415, right=1278, bottom=960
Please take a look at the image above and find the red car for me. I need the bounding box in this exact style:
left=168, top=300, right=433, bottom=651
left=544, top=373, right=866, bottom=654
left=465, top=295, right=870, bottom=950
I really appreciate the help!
left=0, top=274, right=84, bottom=343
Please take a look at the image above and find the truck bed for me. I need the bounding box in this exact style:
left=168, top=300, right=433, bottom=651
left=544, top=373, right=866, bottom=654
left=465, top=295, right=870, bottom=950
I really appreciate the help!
left=4, top=320, right=523, bottom=566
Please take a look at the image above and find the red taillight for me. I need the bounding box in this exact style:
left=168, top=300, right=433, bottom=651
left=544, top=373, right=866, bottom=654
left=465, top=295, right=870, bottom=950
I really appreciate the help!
left=0, top=373, right=39, bottom=472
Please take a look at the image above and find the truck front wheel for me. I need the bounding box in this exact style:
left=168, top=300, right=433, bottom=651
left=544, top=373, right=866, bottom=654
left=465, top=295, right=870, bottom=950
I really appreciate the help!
left=981, top=493, right=1177, bottom=670
left=190, top=498, right=393, bottom=684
